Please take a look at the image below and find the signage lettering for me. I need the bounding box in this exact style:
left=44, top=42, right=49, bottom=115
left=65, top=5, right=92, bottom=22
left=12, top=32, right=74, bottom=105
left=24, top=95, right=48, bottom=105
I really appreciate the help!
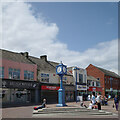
left=41, top=85, right=60, bottom=90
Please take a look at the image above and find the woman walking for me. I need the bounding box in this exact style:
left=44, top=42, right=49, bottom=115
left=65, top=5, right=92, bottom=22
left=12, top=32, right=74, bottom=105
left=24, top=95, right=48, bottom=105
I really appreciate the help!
left=113, top=95, right=119, bottom=111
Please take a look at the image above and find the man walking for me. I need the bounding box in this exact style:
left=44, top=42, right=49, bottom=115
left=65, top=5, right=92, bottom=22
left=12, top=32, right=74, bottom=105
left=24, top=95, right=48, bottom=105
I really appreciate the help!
left=96, top=93, right=101, bottom=110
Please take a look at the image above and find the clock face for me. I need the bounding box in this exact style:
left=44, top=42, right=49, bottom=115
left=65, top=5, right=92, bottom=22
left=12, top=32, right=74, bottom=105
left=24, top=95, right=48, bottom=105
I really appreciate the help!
left=63, top=66, right=66, bottom=73
left=57, top=67, right=62, bottom=73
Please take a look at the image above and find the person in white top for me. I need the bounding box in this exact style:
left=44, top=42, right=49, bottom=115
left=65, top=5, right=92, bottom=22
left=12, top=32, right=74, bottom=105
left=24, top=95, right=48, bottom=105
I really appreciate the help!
left=88, top=101, right=93, bottom=109
left=96, top=93, right=101, bottom=110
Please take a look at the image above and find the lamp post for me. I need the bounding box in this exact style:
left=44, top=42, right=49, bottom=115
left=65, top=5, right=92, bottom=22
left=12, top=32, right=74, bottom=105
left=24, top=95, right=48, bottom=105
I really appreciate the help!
left=73, top=67, right=80, bottom=103
left=56, top=61, right=67, bottom=107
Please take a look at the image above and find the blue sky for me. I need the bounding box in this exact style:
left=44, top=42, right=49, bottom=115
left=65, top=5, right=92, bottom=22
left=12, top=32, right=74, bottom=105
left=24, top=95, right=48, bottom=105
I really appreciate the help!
left=2, top=2, right=118, bottom=73
left=31, top=2, right=118, bottom=52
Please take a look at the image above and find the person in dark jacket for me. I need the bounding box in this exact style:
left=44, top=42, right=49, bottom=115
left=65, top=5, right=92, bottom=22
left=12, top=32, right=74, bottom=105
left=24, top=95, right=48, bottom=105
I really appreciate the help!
left=34, top=99, right=46, bottom=110
left=113, top=95, right=119, bottom=111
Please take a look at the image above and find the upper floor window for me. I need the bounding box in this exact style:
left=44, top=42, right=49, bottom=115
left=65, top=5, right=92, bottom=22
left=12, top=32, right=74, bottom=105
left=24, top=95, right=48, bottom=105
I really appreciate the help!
left=87, top=80, right=92, bottom=86
left=92, top=82, right=95, bottom=86
left=0, top=67, right=4, bottom=78
left=24, top=71, right=34, bottom=80
left=41, top=73, right=49, bottom=83
left=63, top=77, right=67, bottom=84
left=97, top=78, right=100, bottom=81
left=96, top=81, right=100, bottom=87
left=9, top=68, right=20, bottom=79
left=79, top=74, right=83, bottom=84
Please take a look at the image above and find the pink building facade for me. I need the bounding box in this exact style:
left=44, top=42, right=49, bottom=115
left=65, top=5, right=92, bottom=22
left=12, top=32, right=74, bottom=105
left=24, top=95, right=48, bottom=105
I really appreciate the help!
left=1, top=58, right=37, bottom=80
left=0, top=50, right=40, bottom=105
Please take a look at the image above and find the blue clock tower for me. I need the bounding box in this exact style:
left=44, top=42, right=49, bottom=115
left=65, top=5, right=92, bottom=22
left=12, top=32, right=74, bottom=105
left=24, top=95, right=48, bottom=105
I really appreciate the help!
left=56, top=61, right=67, bottom=107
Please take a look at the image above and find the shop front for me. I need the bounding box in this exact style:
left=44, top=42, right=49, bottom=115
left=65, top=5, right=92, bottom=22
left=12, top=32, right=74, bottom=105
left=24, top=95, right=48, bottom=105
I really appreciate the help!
left=41, top=84, right=60, bottom=104
left=77, top=84, right=87, bottom=101
left=2, top=79, right=40, bottom=105
left=105, top=89, right=120, bottom=98
left=63, top=85, right=75, bottom=102
left=87, top=86, right=102, bottom=95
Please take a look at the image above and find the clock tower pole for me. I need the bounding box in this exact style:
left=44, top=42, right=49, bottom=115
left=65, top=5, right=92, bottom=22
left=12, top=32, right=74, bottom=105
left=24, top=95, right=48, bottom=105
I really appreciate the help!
left=56, top=61, right=67, bottom=107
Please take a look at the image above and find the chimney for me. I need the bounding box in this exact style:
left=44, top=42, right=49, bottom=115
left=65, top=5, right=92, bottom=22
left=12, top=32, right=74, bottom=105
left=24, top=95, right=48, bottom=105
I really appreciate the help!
left=40, top=55, right=47, bottom=61
left=21, top=52, right=29, bottom=58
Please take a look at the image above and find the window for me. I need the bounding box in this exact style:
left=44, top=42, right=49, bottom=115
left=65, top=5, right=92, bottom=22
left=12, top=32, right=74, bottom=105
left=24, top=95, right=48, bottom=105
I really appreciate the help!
left=84, top=75, right=87, bottom=83
left=105, top=78, right=106, bottom=84
left=87, top=80, right=92, bottom=86
left=9, top=68, right=20, bottom=79
left=96, top=81, right=100, bottom=87
left=97, top=78, right=100, bottom=80
left=41, top=73, right=49, bottom=83
left=92, top=82, right=94, bottom=86
left=107, top=78, right=109, bottom=84
left=0, top=67, right=4, bottom=78
left=79, top=74, right=83, bottom=84
left=24, top=71, right=34, bottom=80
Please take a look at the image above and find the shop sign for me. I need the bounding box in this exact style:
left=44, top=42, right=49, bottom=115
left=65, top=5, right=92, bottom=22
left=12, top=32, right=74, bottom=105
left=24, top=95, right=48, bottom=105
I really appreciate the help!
left=2, top=79, right=39, bottom=89
left=93, top=88, right=96, bottom=92
left=77, top=85, right=87, bottom=90
left=41, top=85, right=60, bottom=90
left=88, top=87, right=102, bottom=92
left=64, top=86, right=75, bottom=91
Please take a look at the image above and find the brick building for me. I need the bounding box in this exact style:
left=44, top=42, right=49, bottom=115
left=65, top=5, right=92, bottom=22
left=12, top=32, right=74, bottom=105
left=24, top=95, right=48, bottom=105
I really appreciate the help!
left=86, top=64, right=120, bottom=97
left=87, top=75, right=102, bottom=95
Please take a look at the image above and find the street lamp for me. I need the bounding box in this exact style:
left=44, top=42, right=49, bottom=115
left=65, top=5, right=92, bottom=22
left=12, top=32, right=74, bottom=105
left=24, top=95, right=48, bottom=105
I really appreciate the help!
left=56, top=61, right=67, bottom=107
left=73, top=67, right=80, bottom=103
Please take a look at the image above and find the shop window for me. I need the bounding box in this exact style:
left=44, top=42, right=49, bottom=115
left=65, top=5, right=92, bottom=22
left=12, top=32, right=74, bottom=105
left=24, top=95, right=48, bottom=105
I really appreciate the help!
left=41, top=73, right=49, bottom=83
left=9, top=68, right=20, bottom=79
left=79, top=74, right=83, bottom=84
left=24, top=71, right=34, bottom=80
left=0, top=67, right=4, bottom=78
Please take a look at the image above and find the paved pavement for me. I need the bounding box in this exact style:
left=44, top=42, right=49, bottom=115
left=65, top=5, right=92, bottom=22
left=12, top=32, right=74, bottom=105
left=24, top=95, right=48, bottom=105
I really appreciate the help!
left=2, top=100, right=119, bottom=119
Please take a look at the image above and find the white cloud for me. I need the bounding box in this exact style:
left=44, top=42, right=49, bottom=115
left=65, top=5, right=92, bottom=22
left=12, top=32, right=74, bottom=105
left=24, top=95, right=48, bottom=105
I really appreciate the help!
left=2, top=2, right=118, bottom=74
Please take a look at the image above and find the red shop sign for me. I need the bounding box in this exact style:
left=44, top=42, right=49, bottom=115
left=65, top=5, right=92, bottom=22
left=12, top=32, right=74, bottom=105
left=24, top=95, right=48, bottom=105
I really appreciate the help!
left=41, top=85, right=60, bottom=90
left=88, top=87, right=102, bottom=92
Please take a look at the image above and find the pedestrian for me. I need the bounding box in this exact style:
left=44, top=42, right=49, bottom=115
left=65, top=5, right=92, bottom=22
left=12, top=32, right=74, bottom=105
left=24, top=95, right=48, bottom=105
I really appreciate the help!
left=88, top=94, right=91, bottom=101
left=34, top=99, right=46, bottom=110
left=96, top=93, right=101, bottom=110
left=91, top=92, right=96, bottom=105
left=88, top=101, right=93, bottom=109
left=108, top=94, right=111, bottom=100
left=80, top=101, right=88, bottom=108
left=113, top=95, right=119, bottom=111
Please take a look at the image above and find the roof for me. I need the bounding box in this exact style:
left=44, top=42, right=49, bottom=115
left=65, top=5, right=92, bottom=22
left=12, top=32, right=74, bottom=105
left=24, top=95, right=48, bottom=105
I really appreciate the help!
left=28, top=56, right=73, bottom=76
left=95, top=65, right=120, bottom=78
left=87, top=75, right=99, bottom=81
left=28, top=56, right=56, bottom=72
left=0, top=49, right=34, bottom=64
